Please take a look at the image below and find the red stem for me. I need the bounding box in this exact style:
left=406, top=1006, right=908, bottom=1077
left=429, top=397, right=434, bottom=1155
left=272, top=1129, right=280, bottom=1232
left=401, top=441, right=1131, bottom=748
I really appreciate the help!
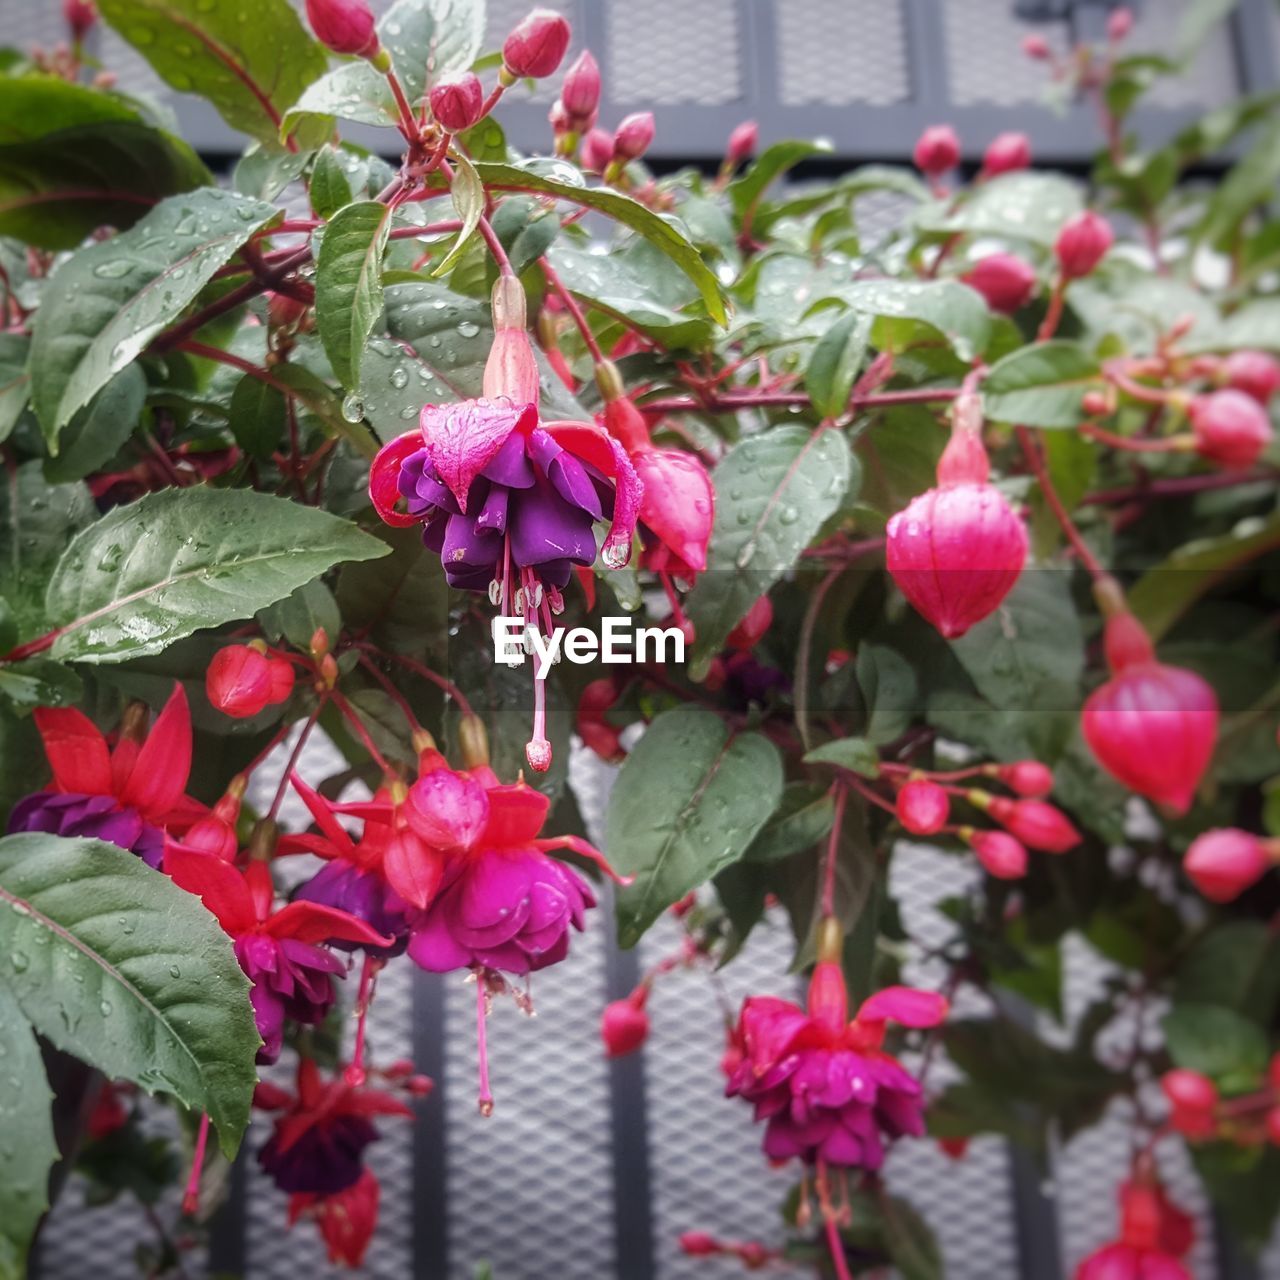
left=350, top=642, right=476, bottom=720
left=1017, top=425, right=1106, bottom=581
left=820, top=785, right=848, bottom=919
left=540, top=258, right=604, bottom=363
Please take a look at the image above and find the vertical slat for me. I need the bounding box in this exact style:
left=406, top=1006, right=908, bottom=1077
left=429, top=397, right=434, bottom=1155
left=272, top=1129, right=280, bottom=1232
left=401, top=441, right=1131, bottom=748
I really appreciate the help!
left=207, top=1150, right=247, bottom=1276
left=412, top=970, right=450, bottom=1279
left=1233, top=0, right=1280, bottom=93
left=1007, top=1139, right=1066, bottom=1280
left=902, top=0, right=950, bottom=109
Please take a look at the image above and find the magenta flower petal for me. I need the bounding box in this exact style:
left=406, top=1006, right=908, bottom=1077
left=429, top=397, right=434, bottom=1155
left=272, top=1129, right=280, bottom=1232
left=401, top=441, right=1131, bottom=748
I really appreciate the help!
left=420, top=398, right=534, bottom=513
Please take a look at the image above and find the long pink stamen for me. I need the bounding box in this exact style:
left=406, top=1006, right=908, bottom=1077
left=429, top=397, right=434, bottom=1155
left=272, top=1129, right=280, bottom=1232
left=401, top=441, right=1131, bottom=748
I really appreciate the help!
left=182, top=1112, right=211, bottom=1216
left=475, top=973, right=494, bottom=1117
left=345, top=954, right=382, bottom=1087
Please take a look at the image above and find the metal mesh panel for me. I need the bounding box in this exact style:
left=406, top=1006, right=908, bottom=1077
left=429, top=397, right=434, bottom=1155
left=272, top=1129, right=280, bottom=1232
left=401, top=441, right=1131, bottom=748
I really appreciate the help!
left=945, top=0, right=1073, bottom=106
left=776, top=0, right=911, bottom=106
left=1126, top=0, right=1239, bottom=109
left=607, top=0, right=742, bottom=106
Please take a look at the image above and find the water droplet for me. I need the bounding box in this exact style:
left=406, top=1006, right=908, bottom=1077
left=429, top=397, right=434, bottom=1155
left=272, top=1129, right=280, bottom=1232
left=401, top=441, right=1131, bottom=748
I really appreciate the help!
left=9, top=952, right=28, bottom=973
left=93, top=260, right=131, bottom=280
left=457, top=321, right=480, bottom=339
left=390, top=367, right=409, bottom=390
left=341, top=392, right=365, bottom=423
left=169, top=964, right=181, bottom=978
left=99, top=1000, right=113, bottom=1017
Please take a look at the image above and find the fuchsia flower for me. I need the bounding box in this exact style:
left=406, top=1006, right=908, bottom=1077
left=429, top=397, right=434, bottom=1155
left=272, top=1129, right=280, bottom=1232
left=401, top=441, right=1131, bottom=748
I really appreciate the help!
left=64, top=0, right=96, bottom=41
left=886, top=405, right=1028, bottom=639
left=257, top=1059, right=412, bottom=1195
left=8, top=684, right=203, bottom=869
left=1076, top=1176, right=1194, bottom=1280
left=896, top=779, right=950, bottom=835
left=166, top=849, right=391, bottom=1063
left=289, top=1167, right=380, bottom=1268
left=1081, top=611, right=1218, bottom=814
left=1161, top=1069, right=1218, bottom=1138
left=502, top=8, right=571, bottom=79
left=601, top=987, right=650, bottom=1057
left=726, top=958, right=948, bottom=1171
left=1188, top=389, right=1274, bottom=469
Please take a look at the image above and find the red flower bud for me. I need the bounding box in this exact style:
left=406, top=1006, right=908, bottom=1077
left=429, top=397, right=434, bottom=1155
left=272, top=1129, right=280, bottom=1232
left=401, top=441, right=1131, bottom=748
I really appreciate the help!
left=726, top=595, right=773, bottom=650
left=967, top=829, right=1028, bottom=879
left=577, top=678, right=625, bottom=762
left=1161, top=1068, right=1218, bottom=1115
left=305, top=0, right=379, bottom=58
left=406, top=1074, right=434, bottom=1097
left=207, top=645, right=293, bottom=718
left=632, top=446, right=715, bottom=577
left=1222, top=350, right=1280, bottom=405
left=1188, top=389, right=1274, bottom=469
left=727, top=120, right=758, bottom=167
left=981, top=131, right=1031, bottom=178
left=64, top=0, right=97, bottom=41
left=896, top=779, right=950, bottom=835
left=886, top=483, right=1028, bottom=639
left=1107, top=7, right=1134, bottom=41
left=983, top=796, right=1081, bottom=853
left=679, top=1233, right=721, bottom=1258
left=268, top=291, right=308, bottom=329
left=561, top=50, right=600, bottom=126
left=1055, top=210, right=1114, bottom=279
left=938, top=1136, right=970, bottom=1160
left=1081, top=389, right=1111, bottom=417
left=963, top=252, right=1037, bottom=314
left=913, top=124, right=961, bottom=178
left=613, top=111, right=655, bottom=162
left=1183, top=828, right=1271, bottom=903
left=601, top=988, right=650, bottom=1057
left=581, top=127, right=614, bottom=173
left=1120, top=1181, right=1162, bottom=1252
left=996, top=760, right=1055, bottom=798
left=429, top=71, right=485, bottom=133
left=1082, top=614, right=1218, bottom=814
left=503, top=8, right=571, bottom=79
left=1022, top=33, right=1051, bottom=59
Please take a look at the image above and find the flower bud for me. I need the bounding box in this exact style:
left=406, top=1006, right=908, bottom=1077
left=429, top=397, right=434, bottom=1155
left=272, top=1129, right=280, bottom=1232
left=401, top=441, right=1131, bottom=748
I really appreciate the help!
left=581, top=127, right=614, bottom=173
left=1081, top=389, right=1111, bottom=417
left=577, top=678, right=625, bottom=762
left=726, top=596, right=773, bottom=651
left=996, top=760, right=1054, bottom=798
left=727, top=120, right=758, bottom=167
left=1266, top=1107, right=1280, bottom=1147
left=896, top=779, right=950, bottom=835
left=305, top=0, right=379, bottom=58
left=633, top=446, right=715, bottom=577
left=1222, top=350, right=1280, bottom=405
left=502, top=8, right=571, bottom=79
left=886, top=484, right=1028, bottom=639
left=679, top=1233, right=721, bottom=1258
left=613, top=111, right=655, bottom=162
left=1107, top=7, right=1134, bottom=41
left=1022, top=33, right=1051, bottom=59
left=966, top=829, right=1028, bottom=879
left=1160, top=1069, right=1218, bottom=1140
left=483, top=277, right=539, bottom=404
left=1188, top=389, right=1274, bottom=470
left=1055, top=210, right=1114, bottom=280
left=64, top=0, right=97, bottom=41
left=981, top=131, right=1031, bottom=178
left=429, top=71, right=485, bottom=133
left=1183, top=828, right=1271, bottom=903
left=207, top=645, right=293, bottom=718
left=938, top=1136, right=971, bottom=1160
left=600, top=988, right=649, bottom=1057
left=913, top=124, right=960, bottom=178
left=979, top=795, right=1081, bottom=853
left=963, top=252, right=1037, bottom=314
left=268, top=291, right=308, bottom=329
left=561, top=50, right=600, bottom=127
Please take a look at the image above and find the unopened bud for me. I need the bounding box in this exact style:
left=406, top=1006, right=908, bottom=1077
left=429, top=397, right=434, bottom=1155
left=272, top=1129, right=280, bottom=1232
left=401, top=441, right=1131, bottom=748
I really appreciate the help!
left=613, top=111, right=655, bottom=162
left=1107, top=7, right=1134, bottom=42
left=726, top=120, right=758, bottom=167
left=502, top=8, right=571, bottom=80
left=305, top=0, right=379, bottom=58
left=981, top=131, right=1031, bottom=178
left=64, top=0, right=97, bottom=42
left=913, top=124, right=960, bottom=178
left=1055, top=210, right=1114, bottom=280
left=430, top=71, right=485, bottom=133
left=561, top=50, right=600, bottom=127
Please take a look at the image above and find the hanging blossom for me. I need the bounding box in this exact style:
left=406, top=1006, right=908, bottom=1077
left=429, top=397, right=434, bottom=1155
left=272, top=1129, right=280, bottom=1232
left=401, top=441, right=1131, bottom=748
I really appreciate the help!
left=1075, top=1170, right=1195, bottom=1280
left=7, top=684, right=204, bottom=868
left=369, top=277, right=643, bottom=772
left=288, top=1168, right=381, bottom=1270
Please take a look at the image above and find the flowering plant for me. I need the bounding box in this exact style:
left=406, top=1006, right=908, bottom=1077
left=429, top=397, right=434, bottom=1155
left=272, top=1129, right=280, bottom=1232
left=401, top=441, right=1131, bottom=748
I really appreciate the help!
left=0, top=1, right=1278, bottom=1276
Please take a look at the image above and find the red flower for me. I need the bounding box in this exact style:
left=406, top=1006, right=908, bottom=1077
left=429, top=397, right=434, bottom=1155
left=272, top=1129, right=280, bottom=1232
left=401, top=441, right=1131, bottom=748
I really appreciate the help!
left=601, top=987, right=650, bottom=1057
left=289, top=1168, right=380, bottom=1269
left=207, top=644, right=295, bottom=718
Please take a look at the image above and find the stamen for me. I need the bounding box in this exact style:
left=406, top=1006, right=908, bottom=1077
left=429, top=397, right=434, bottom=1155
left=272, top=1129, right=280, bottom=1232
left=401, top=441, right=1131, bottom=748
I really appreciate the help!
left=181, top=1112, right=211, bottom=1216
left=344, top=954, right=382, bottom=1088
left=475, top=971, right=494, bottom=1117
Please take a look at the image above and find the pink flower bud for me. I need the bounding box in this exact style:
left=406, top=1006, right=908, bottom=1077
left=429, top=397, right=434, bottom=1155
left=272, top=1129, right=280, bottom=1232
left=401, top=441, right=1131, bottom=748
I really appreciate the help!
left=581, top=127, right=614, bottom=173
left=1082, top=389, right=1111, bottom=417
left=561, top=50, right=600, bottom=126
left=305, top=0, right=379, bottom=58
left=613, top=111, right=656, bottom=162
left=1183, top=828, right=1271, bottom=903
left=503, top=8, right=571, bottom=79
left=1022, top=33, right=1052, bottom=59
left=726, top=596, right=773, bottom=651
left=727, top=120, right=758, bottom=167
left=1188, top=389, right=1274, bottom=470
left=984, top=796, right=1081, bottom=853
left=1081, top=615, right=1218, bottom=814
left=601, top=989, right=650, bottom=1057
left=896, top=780, right=950, bottom=835
left=679, top=1233, right=721, bottom=1258
left=1055, top=210, right=1114, bottom=279
left=913, top=124, right=961, bottom=178
left=429, top=71, right=485, bottom=133
left=1161, top=1069, right=1218, bottom=1114
left=981, top=131, right=1031, bottom=178
left=1107, top=7, right=1134, bottom=41
left=1222, top=350, right=1280, bottom=405
left=207, top=645, right=292, bottom=718
left=963, top=252, right=1038, bottom=314
left=886, top=484, right=1028, bottom=639
left=632, top=446, right=715, bottom=576
left=548, top=98, right=571, bottom=134
left=968, top=830, right=1028, bottom=879
left=997, top=761, right=1054, bottom=798
left=64, top=0, right=97, bottom=41
left=268, top=291, right=308, bottom=329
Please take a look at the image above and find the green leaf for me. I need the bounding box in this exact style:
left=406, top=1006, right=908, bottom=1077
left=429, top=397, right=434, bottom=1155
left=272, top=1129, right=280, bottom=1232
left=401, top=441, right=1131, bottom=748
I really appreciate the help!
left=743, top=782, right=835, bottom=864
left=1164, top=1003, right=1269, bottom=1082
left=44, top=364, right=147, bottom=484
left=806, top=311, right=871, bottom=419
left=0, top=658, right=83, bottom=713
left=308, top=146, right=354, bottom=220
left=855, top=643, right=919, bottom=745
left=728, top=139, right=833, bottom=216
left=1217, top=298, right=1280, bottom=351
left=686, top=426, right=855, bottom=676
left=608, top=706, right=783, bottom=947
left=0, top=983, right=56, bottom=1280
left=44, top=487, right=388, bottom=663
left=918, top=172, right=1084, bottom=246
left=315, top=200, right=393, bottom=390
left=98, top=0, right=327, bottom=148
left=0, top=334, right=30, bottom=444
left=983, top=341, right=1102, bottom=428
left=256, top=579, right=341, bottom=651
left=1174, top=922, right=1280, bottom=1024
left=803, top=736, right=881, bottom=777
left=0, top=77, right=210, bottom=250
left=228, top=372, right=286, bottom=459
left=29, top=188, right=278, bottom=444
left=845, top=279, right=991, bottom=361
left=432, top=153, right=485, bottom=277
left=1197, top=115, right=1280, bottom=250
left=337, top=526, right=449, bottom=658
left=0, top=834, right=260, bottom=1153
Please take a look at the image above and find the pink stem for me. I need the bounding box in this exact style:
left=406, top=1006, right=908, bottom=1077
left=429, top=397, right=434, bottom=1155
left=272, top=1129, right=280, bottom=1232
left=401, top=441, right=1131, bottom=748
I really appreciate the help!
left=475, top=974, right=494, bottom=1117
left=181, top=1113, right=211, bottom=1216
left=345, top=955, right=382, bottom=1087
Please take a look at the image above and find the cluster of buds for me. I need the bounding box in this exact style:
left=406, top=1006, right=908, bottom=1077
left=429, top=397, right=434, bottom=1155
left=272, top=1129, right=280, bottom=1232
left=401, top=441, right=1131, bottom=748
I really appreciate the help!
left=1162, top=1055, right=1280, bottom=1147
left=913, top=124, right=1032, bottom=191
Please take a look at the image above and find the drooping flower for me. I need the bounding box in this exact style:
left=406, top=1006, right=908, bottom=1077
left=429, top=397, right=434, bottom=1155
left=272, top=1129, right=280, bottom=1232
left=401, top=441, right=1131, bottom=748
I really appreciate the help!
left=1183, top=828, right=1274, bottom=903
left=7, top=684, right=202, bottom=869
left=166, top=848, right=391, bottom=1063
left=1075, top=1175, right=1194, bottom=1280
left=601, top=986, right=650, bottom=1057
left=288, top=1168, right=380, bottom=1269
left=257, top=1059, right=412, bottom=1196
left=1081, top=610, right=1218, bottom=815
left=726, top=944, right=948, bottom=1171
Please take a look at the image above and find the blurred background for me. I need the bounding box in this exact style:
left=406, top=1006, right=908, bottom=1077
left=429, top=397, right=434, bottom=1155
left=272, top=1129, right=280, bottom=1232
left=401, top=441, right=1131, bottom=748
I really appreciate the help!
left=9, top=1, right=1280, bottom=1276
